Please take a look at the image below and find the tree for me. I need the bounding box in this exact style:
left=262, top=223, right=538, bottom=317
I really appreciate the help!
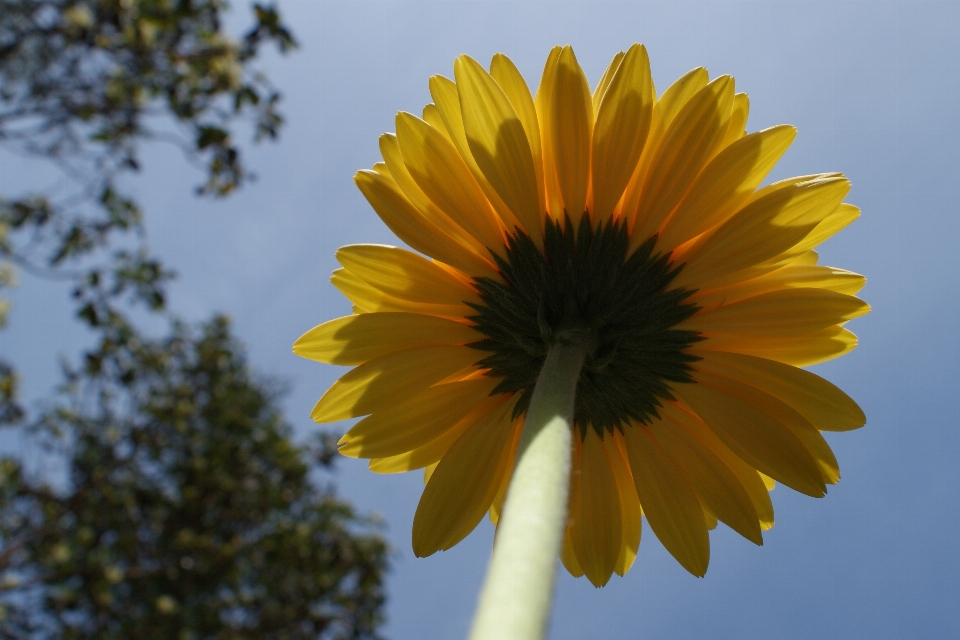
left=0, top=2, right=390, bottom=637
left=0, top=0, right=295, bottom=327
left=0, top=316, right=388, bottom=639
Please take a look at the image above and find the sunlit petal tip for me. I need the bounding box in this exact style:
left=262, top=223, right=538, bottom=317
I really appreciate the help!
left=455, top=53, right=542, bottom=240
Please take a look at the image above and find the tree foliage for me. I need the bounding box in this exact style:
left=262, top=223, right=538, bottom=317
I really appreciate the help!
left=0, top=0, right=294, bottom=320
left=0, top=3, right=391, bottom=638
left=0, top=316, right=388, bottom=639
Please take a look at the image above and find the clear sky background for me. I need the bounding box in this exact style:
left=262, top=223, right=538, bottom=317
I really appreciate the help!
left=4, top=1, right=959, bottom=638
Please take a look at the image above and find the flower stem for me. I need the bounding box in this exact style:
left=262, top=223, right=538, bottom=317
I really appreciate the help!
left=469, top=339, right=587, bottom=640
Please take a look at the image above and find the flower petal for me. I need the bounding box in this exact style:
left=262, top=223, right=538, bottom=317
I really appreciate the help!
left=535, top=46, right=565, bottom=219
left=368, top=395, right=506, bottom=473
left=379, top=134, right=490, bottom=256
left=336, top=244, right=480, bottom=307
left=591, top=50, right=625, bottom=112
left=622, top=424, right=710, bottom=577
left=647, top=411, right=762, bottom=545
left=311, top=345, right=482, bottom=423
left=354, top=170, right=496, bottom=277
left=676, top=381, right=827, bottom=498
left=550, top=45, right=593, bottom=225
left=660, top=401, right=774, bottom=530
left=330, top=268, right=469, bottom=318
left=692, top=265, right=866, bottom=311
left=606, top=432, right=642, bottom=576
left=685, top=288, right=869, bottom=339
left=673, top=175, right=851, bottom=288
left=489, top=422, right=523, bottom=525
left=396, top=112, right=506, bottom=253
left=616, top=67, right=708, bottom=223
left=560, top=482, right=586, bottom=579
left=422, top=103, right=450, bottom=139
left=339, top=377, right=501, bottom=458
left=294, top=312, right=481, bottom=365
left=692, top=369, right=841, bottom=485
left=657, top=124, right=797, bottom=251
left=785, top=202, right=861, bottom=258
left=570, top=429, right=622, bottom=587
left=719, top=92, right=750, bottom=149
left=630, top=75, right=735, bottom=247
left=698, top=326, right=859, bottom=367
left=591, top=44, right=655, bottom=222
left=412, top=400, right=518, bottom=555
left=456, top=55, right=543, bottom=242
left=694, top=351, right=865, bottom=433
left=428, top=74, right=523, bottom=234
left=490, top=53, right=546, bottom=227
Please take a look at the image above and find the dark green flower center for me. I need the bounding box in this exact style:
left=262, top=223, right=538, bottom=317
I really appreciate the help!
left=468, top=214, right=702, bottom=439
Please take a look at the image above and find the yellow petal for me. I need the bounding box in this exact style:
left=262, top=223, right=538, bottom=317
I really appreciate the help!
left=785, top=202, right=861, bottom=258
left=560, top=480, right=583, bottom=578
left=330, top=268, right=468, bottom=318
left=354, top=170, right=496, bottom=277
left=489, top=420, right=523, bottom=525
left=339, top=377, right=500, bottom=458
left=616, top=67, right=708, bottom=226
left=570, top=430, right=622, bottom=587
left=630, top=75, right=735, bottom=247
left=647, top=412, right=762, bottom=545
left=657, top=125, right=797, bottom=252
left=660, top=401, right=774, bottom=531
left=412, top=400, right=518, bottom=555
left=591, top=50, right=625, bottom=113
left=378, top=134, right=491, bottom=257
left=455, top=55, right=543, bottom=242
left=622, top=425, right=710, bottom=577
left=311, top=345, right=482, bottom=423
left=719, top=92, right=750, bottom=149
left=676, top=381, right=826, bottom=497
left=294, top=312, right=481, bottom=366
left=606, top=432, right=642, bottom=576
left=591, top=44, right=655, bottom=222
left=422, top=103, right=449, bottom=139
left=368, top=395, right=507, bottom=473
left=673, top=175, right=851, bottom=288
left=336, top=244, right=480, bottom=308
left=703, top=508, right=718, bottom=530
left=692, top=265, right=866, bottom=311
left=692, top=351, right=865, bottom=432
left=652, top=67, right=709, bottom=134
left=395, top=112, right=506, bottom=253
left=727, top=201, right=858, bottom=283
left=428, top=74, right=523, bottom=234
left=698, top=325, right=858, bottom=367
left=550, top=45, right=593, bottom=225
left=535, top=46, right=565, bottom=219
left=694, top=370, right=842, bottom=485
left=685, top=288, right=870, bottom=338
left=490, top=53, right=546, bottom=226
left=791, top=250, right=820, bottom=266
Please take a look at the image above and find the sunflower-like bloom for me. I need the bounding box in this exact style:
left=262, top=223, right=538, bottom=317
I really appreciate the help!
left=295, top=44, right=868, bottom=587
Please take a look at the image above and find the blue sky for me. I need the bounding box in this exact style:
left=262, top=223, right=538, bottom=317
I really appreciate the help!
left=4, top=1, right=959, bottom=638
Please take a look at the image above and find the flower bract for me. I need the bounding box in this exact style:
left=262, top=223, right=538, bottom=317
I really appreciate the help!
left=295, top=44, right=868, bottom=587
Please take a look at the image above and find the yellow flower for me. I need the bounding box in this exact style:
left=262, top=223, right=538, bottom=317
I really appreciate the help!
left=295, top=44, right=868, bottom=588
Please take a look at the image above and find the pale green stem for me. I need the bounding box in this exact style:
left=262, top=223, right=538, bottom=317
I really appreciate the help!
left=468, top=339, right=587, bottom=640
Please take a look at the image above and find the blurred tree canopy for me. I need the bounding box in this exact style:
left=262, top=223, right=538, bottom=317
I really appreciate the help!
left=0, top=317, right=387, bottom=639
left=0, top=2, right=390, bottom=638
left=0, top=0, right=295, bottom=322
